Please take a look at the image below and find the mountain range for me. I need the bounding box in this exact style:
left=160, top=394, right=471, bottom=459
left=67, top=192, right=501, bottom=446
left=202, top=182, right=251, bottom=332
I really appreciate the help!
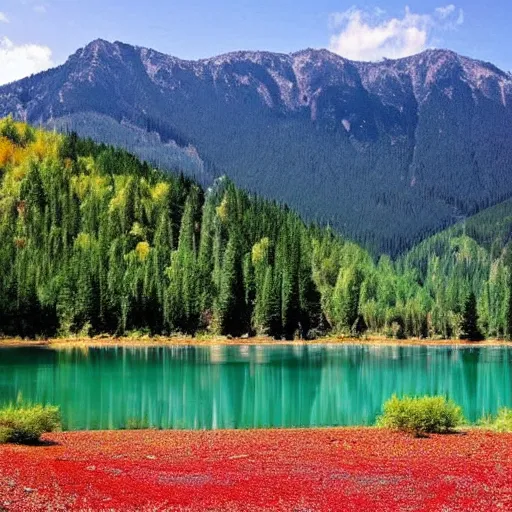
left=1, top=39, right=512, bottom=255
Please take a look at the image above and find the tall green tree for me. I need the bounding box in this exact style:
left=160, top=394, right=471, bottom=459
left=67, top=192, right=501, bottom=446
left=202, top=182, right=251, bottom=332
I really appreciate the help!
left=217, top=233, right=247, bottom=336
left=459, top=292, right=484, bottom=341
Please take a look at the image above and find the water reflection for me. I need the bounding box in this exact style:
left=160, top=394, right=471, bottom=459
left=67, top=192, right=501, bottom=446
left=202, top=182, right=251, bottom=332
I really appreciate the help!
left=0, top=345, right=510, bottom=430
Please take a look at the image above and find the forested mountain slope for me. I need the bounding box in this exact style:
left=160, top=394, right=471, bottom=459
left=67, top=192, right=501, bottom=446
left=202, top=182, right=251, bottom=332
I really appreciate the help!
left=404, top=197, right=512, bottom=259
left=400, top=198, right=512, bottom=337
left=1, top=40, right=512, bottom=255
left=0, top=119, right=510, bottom=339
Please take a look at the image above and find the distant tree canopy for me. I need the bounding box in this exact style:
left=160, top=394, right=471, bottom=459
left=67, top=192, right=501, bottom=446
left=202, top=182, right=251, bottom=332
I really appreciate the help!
left=0, top=118, right=510, bottom=340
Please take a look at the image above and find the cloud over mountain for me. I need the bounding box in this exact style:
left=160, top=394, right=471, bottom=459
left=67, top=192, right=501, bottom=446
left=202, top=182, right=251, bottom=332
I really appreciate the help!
left=328, top=5, right=464, bottom=61
left=0, top=37, right=53, bottom=85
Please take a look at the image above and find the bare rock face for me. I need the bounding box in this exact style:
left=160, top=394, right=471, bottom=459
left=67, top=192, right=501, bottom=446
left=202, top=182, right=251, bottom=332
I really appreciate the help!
left=1, top=40, right=512, bottom=254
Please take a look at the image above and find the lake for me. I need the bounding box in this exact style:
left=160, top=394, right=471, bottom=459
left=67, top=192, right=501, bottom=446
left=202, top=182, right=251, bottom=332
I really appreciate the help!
left=0, top=344, right=510, bottom=430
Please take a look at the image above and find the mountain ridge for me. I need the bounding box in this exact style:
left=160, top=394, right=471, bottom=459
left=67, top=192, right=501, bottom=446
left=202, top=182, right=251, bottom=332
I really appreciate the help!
left=5, top=39, right=510, bottom=122
left=1, top=39, right=511, bottom=255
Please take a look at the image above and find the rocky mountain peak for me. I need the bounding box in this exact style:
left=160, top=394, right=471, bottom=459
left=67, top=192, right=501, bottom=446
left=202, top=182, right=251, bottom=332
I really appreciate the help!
left=74, top=39, right=122, bottom=64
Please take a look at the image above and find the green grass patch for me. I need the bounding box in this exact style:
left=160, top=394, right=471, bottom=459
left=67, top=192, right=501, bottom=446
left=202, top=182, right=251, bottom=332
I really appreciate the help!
left=478, top=408, right=512, bottom=433
left=0, top=403, right=61, bottom=444
left=377, top=395, right=464, bottom=437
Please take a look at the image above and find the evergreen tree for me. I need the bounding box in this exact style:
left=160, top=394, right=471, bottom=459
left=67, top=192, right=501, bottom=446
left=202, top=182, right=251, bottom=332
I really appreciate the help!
left=459, top=292, right=484, bottom=341
left=333, top=265, right=363, bottom=333
left=217, top=233, right=247, bottom=336
left=165, top=192, right=199, bottom=333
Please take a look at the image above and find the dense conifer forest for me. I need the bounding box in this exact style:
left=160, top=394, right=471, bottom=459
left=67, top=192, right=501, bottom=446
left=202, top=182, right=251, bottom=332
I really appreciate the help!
left=0, top=118, right=510, bottom=340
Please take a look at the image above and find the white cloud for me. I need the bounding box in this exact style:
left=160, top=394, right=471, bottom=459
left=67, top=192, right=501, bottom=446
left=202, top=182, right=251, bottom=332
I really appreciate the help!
left=0, top=12, right=9, bottom=23
left=456, top=9, right=464, bottom=26
left=329, top=5, right=464, bottom=61
left=0, top=37, right=53, bottom=85
left=436, top=4, right=464, bottom=27
left=435, top=4, right=455, bottom=19
left=34, top=5, right=47, bottom=14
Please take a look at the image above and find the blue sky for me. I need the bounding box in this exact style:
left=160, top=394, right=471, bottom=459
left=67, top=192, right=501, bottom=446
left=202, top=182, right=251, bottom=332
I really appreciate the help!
left=0, top=1, right=510, bottom=85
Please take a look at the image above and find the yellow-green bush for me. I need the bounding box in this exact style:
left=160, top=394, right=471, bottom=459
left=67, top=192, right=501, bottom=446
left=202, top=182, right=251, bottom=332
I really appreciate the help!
left=479, top=408, right=512, bottom=433
left=377, top=395, right=464, bottom=436
left=0, top=403, right=61, bottom=444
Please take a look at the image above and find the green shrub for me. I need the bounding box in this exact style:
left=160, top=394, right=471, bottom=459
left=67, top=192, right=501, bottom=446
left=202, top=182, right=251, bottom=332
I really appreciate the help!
left=479, top=408, right=512, bottom=432
left=377, top=395, right=464, bottom=436
left=125, top=417, right=150, bottom=430
left=0, top=403, right=61, bottom=444
left=492, top=408, right=512, bottom=432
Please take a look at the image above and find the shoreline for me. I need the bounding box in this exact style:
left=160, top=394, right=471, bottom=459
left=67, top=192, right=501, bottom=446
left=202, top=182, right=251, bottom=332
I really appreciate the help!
left=0, top=335, right=510, bottom=349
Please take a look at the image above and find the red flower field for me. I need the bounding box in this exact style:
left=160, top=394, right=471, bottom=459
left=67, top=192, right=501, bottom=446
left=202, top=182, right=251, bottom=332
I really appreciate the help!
left=0, top=428, right=511, bottom=511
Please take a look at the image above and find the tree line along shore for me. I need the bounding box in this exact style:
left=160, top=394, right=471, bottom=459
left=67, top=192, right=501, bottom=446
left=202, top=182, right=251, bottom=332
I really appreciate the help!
left=0, top=117, right=511, bottom=341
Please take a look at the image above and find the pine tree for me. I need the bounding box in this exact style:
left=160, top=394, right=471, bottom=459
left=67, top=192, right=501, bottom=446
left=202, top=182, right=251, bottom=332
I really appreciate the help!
left=197, top=193, right=216, bottom=320
left=243, top=253, right=255, bottom=335
left=251, top=238, right=270, bottom=334
left=278, top=223, right=301, bottom=340
left=333, top=265, right=363, bottom=333
left=165, top=192, right=199, bottom=333
left=298, top=233, right=322, bottom=338
left=218, top=233, right=247, bottom=336
left=266, top=267, right=282, bottom=338
left=460, top=292, right=484, bottom=341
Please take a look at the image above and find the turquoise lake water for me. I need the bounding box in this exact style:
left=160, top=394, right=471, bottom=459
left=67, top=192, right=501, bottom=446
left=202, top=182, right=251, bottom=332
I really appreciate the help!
left=0, top=344, right=510, bottom=430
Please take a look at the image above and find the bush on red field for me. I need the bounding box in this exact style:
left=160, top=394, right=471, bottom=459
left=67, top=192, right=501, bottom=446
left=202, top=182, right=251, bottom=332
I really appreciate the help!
left=377, top=394, right=464, bottom=436
left=0, top=403, right=61, bottom=444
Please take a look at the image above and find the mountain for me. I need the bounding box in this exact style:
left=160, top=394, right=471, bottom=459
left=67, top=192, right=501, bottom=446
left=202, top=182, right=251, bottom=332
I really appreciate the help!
left=1, top=39, right=512, bottom=255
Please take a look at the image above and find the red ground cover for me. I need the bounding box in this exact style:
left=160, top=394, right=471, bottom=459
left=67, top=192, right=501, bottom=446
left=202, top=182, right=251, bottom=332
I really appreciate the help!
left=0, top=428, right=511, bottom=511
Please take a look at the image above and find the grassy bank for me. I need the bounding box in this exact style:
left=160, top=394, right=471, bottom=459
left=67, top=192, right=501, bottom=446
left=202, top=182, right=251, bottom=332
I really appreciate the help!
left=1, top=334, right=510, bottom=349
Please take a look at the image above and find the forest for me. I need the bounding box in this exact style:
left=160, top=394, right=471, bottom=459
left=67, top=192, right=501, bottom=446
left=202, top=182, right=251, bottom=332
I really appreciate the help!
left=0, top=117, right=511, bottom=340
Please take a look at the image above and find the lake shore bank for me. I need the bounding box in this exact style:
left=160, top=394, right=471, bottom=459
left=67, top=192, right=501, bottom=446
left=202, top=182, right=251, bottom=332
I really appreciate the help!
left=1, top=427, right=510, bottom=511
left=1, top=334, right=510, bottom=349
